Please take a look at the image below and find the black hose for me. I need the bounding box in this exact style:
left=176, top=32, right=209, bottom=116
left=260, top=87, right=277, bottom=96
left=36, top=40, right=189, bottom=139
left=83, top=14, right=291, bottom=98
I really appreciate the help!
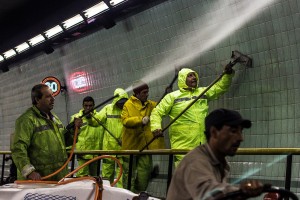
left=156, top=72, right=179, bottom=105
left=66, top=94, right=119, bottom=131
left=91, top=115, right=122, bottom=146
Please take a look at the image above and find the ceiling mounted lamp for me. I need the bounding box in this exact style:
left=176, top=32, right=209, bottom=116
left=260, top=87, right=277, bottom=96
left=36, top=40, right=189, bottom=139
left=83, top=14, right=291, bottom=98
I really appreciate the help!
left=0, top=55, right=4, bottom=62
left=45, top=25, right=64, bottom=39
left=62, top=14, right=85, bottom=30
left=28, top=34, right=46, bottom=47
left=110, top=0, right=127, bottom=6
left=15, top=42, right=30, bottom=53
left=3, top=49, right=17, bottom=59
left=83, top=2, right=109, bottom=19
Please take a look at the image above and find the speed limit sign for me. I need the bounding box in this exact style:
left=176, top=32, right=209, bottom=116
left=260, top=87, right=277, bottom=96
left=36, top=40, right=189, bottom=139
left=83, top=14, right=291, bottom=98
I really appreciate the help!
left=41, top=76, right=61, bottom=97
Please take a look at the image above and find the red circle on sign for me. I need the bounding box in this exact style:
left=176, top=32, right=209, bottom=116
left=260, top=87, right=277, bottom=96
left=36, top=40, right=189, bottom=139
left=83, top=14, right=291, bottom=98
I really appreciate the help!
left=42, top=76, right=61, bottom=97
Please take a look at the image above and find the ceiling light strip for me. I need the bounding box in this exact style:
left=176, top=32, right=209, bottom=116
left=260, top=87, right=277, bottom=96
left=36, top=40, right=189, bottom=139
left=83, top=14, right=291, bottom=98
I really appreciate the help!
left=15, top=42, right=30, bottom=53
left=83, top=2, right=109, bottom=19
left=4, top=49, right=17, bottom=59
left=28, top=34, right=46, bottom=46
left=45, top=25, right=64, bottom=39
left=62, top=14, right=85, bottom=30
left=110, top=0, right=127, bottom=6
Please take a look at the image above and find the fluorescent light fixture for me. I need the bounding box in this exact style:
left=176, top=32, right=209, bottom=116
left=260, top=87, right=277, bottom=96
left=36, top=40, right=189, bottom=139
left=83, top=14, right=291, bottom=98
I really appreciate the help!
left=62, top=14, right=84, bottom=30
left=28, top=34, right=46, bottom=46
left=44, top=25, right=64, bottom=39
left=0, top=55, right=4, bottom=62
left=110, top=0, right=127, bottom=6
left=83, top=2, right=109, bottom=19
left=16, top=42, right=30, bottom=53
left=4, top=49, right=17, bottom=59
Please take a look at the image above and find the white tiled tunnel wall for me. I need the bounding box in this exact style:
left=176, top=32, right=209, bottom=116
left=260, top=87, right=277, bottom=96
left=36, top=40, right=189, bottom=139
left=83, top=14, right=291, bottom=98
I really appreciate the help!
left=0, top=0, right=300, bottom=198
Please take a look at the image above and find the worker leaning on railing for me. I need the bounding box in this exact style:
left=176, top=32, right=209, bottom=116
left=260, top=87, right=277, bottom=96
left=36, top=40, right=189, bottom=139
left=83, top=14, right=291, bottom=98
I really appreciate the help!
left=11, top=83, right=82, bottom=181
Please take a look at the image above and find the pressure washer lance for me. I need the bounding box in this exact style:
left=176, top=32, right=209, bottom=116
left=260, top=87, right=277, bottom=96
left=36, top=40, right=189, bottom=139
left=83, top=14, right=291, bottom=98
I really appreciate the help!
left=140, top=50, right=253, bottom=152
left=66, top=94, right=119, bottom=131
left=91, top=114, right=122, bottom=146
left=140, top=71, right=227, bottom=152
left=156, top=67, right=181, bottom=105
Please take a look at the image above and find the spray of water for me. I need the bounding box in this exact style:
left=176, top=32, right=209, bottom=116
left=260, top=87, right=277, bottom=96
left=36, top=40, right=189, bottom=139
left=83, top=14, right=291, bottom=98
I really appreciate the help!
left=129, top=0, right=277, bottom=91
left=232, top=154, right=288, bottom=184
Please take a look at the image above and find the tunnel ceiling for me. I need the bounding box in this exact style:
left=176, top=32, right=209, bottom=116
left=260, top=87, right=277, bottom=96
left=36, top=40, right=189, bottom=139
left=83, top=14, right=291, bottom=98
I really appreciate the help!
left=0, top=0, right=167, bottom=70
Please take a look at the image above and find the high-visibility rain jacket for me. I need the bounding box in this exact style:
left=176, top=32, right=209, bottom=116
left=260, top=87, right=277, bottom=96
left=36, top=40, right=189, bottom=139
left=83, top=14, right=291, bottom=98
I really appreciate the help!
left=150, top=68, right=234, bottom=150
left=96, top=88, right=128, bottom=150
left=70, top=109, right=104, bottom=160
left=121, top=96, right=165, bottom=150
left=11, top=106, right=71, bottom=180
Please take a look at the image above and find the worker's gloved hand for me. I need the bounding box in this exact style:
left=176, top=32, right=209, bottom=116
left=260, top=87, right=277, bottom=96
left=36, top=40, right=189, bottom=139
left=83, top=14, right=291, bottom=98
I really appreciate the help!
left=27, top=171, right=42, bottom=180
left=74, top=118, right=83, bottom=129
left=152, top=129, right=163, bottom=137
left=224, top=62, right=235, bottom=74
left=142, top=116, right=150, bottom=125
left=85, top=111, right=93, bottom=119
left=240, top=180, right=264, bottom=198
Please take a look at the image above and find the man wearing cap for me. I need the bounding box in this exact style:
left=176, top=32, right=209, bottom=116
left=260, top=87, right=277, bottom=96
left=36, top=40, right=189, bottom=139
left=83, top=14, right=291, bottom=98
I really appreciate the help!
left=151, top=66, right=234, bottom=167
left=121, top=81, right=165, bottom=193
left=166, top=108, right=264, bottom=200
left=95, top=88, right=128, bottom=187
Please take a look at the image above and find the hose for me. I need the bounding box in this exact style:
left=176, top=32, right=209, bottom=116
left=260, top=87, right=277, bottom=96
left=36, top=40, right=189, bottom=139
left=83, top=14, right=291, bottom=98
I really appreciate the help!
left=66, top=95, right=119, bottom=131
left=15, top=155, right=123, bottom=200
left=14, top=126, right=123, bottom=200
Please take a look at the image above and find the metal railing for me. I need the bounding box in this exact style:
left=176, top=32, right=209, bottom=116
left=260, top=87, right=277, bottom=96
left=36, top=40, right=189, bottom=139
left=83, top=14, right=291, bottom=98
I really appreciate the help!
left=0, top=148, right=299, bottom=192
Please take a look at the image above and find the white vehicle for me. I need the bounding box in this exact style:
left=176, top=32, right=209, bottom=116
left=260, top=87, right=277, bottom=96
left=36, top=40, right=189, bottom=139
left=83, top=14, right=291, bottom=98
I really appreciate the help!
left=0, top=179, right=161, bottom=200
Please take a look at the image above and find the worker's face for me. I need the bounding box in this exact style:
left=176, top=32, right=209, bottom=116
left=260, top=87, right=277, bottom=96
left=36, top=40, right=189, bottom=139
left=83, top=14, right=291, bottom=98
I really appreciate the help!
left=213, top=125, right=244, bottom=157
left=135, top=89, right=149, bottom=103
left=83, top=101, right=94, bottom=116
left=185, top=72, right=197, bottom=88
left=36, top=86, right=55, bottom=113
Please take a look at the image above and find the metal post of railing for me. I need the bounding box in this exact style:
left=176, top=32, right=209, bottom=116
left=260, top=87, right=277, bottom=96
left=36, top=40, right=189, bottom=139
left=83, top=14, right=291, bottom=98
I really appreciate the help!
left=127, top=154, right=134, bottom=190
left=97, top=155, right=101, bottom=177
left=167, top=154, right=173, bottom=191
left=285, top=154, right=292, bottom=191
left=1, top=154, right=6, bottom=185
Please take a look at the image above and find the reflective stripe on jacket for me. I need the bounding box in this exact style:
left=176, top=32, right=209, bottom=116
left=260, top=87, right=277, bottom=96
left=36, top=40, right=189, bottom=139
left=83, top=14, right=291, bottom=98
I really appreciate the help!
left=11, top=106, right=69, bottom=179
left=151, top=68, right=234, bottom=150
left=70, top=109, right=104, bottom=159
left=96, top=88, right=128, bottom=150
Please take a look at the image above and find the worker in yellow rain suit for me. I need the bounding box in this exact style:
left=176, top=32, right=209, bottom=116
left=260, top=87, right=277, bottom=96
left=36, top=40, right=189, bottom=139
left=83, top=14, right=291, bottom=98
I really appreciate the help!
left=70, top=96, right=104, bottom=177
left=96, top=88, right=128, bottom=187
left=121, top=81, right=165, bottom=193
left=151, top=67, right=235, bottom=167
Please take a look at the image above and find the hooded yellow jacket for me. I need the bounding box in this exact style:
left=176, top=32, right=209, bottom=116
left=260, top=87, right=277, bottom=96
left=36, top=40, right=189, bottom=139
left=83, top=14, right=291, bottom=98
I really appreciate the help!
left=96, top=88, right=128, bottom=150
left=150, top=68, right=234, bottom=150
